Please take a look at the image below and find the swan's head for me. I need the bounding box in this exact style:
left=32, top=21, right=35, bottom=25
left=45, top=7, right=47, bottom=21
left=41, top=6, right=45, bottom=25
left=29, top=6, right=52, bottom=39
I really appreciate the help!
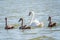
left=18, top=18, right=23, bottom=22
left=29, top=11, right=35, bottom=16
left=5, top=17, right=7, bottom=20
left=48, top=16, right=51, bottom=21
left=29, top=11, right=32, bottom=16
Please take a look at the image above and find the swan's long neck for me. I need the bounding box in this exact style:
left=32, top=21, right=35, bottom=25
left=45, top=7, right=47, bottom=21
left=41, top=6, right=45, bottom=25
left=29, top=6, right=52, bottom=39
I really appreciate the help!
left=21, top=19, right=23, bottom=27
left=29, top=12, right=35, bottom=25
left=48, top=17, right=52, bottom=24
left=5, top=19, right=7, bottom=27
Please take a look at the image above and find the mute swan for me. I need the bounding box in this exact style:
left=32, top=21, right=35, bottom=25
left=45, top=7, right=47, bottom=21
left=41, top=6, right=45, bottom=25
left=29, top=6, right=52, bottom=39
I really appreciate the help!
left=48, top=16, right=56, bottom=27
left=18, top=18, right=31, bottom=29
left=28, top=11, right=44, bottom=27
left=5, top=17, right=14, bottom=29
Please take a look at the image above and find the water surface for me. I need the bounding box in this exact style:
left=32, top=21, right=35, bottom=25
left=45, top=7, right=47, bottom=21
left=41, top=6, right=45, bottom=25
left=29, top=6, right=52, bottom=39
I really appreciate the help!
left=0, top=0, right=60, bottom=40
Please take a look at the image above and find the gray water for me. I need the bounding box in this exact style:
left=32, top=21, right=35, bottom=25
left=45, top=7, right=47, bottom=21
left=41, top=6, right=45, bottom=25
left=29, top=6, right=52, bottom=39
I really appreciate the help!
left=0, top=0, right=60, bottom=40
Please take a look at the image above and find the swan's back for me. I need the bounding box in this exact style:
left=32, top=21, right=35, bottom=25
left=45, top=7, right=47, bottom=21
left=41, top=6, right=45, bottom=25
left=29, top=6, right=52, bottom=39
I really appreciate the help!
left=33, top=19, right=40, bottom=25
left=30, top=19, right=44, bottom=27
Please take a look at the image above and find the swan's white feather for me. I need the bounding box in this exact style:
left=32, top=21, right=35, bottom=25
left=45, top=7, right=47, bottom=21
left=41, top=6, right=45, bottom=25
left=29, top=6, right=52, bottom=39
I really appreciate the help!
left=29, top=11, right=44, bottom=27
left=30, top=19, right=44, bottom=27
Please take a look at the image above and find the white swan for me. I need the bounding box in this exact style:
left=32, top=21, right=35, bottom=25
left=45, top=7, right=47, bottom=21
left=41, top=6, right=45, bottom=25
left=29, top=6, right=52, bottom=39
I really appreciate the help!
left=28, top=11, right=44, bottom=27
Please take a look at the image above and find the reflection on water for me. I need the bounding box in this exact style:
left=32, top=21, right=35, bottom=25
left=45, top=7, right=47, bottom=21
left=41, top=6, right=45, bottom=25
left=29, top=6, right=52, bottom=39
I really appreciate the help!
left=0, top=28, right=60, bottom=40
left=30, top=36, right=56, bottom=40
left=0, top=0, right=60, bottom=40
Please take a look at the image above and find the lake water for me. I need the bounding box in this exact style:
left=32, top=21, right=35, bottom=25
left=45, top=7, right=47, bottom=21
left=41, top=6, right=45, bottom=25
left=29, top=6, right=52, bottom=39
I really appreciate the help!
left=0, top=0, right=60, bottom=40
